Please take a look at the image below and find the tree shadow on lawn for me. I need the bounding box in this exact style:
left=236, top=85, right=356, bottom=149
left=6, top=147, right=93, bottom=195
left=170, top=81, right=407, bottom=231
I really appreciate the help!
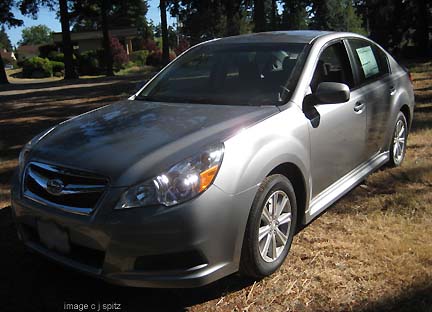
left=357, top=283, right=432, bottom=312
left=0, top=77, right=152, bottom=188
left=0, top=74, right=153, bottom=94
left=0, top=206, right=254, bottom=312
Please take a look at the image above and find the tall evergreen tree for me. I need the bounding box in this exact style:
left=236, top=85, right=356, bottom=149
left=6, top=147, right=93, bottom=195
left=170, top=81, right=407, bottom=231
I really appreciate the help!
left=173, top=0, right=226, bottom=44
left=101, top=0, right=114, bottom=76
left=281, top=0, right=309, bottom=30
left=160, top=0, right=170, bottom=65
left=310, top=0, right=365, bottom=33
left=253, top=0, right=266, bottom=32
left=59, top=0, right=78, bottom=78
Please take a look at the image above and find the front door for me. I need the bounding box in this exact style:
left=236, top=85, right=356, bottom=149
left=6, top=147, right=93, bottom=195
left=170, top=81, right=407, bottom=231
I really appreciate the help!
left=307, top=41, right=367, bottom=198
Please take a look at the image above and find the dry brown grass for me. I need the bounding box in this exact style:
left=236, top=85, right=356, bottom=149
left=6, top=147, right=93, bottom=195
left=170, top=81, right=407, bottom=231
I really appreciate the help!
left=0, top=62, right=430, bottom=312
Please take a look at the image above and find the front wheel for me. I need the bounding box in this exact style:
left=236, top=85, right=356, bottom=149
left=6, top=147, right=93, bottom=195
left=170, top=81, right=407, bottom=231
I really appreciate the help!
left=388, top=112, right=408, bottom=167
left=240, top=174, right=297, bottom=278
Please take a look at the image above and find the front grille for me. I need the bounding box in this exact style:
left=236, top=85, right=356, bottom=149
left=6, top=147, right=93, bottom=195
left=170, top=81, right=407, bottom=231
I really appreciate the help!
left=23, top=162, right=107, bottom=215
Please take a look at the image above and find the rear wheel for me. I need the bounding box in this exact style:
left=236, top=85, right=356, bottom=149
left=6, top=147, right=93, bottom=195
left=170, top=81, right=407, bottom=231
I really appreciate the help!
left=388, top=112, right=408, bottom=167
left=240, top=174, right=297, bottom=278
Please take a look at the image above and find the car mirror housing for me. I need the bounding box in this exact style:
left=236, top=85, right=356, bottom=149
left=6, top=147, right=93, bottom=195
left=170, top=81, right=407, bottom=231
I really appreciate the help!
left=315, top=82, right=350, bottom=104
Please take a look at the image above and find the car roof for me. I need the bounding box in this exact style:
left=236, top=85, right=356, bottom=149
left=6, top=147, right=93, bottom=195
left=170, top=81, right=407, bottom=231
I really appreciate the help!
left=208, top=30, right=334, bottom=45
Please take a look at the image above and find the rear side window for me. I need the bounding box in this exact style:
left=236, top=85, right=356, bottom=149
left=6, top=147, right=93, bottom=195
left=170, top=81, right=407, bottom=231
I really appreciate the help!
left=348, top=39, right=389, bottom=85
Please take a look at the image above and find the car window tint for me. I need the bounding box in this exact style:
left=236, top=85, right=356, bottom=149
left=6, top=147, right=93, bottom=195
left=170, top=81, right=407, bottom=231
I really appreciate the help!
left=138, top=43, right=308, bottom=106
left=348, top=39, right=389, bottom=85
left=310, top=42, right=354, bottom=92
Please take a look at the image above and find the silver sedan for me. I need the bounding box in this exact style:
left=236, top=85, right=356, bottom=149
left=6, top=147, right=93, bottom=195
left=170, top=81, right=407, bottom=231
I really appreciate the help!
left=11, top=30, right=415, bottom=287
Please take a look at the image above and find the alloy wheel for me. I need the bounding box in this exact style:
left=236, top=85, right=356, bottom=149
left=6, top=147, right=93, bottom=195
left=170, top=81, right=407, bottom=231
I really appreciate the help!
left=393, top=119, right=406, bottom=164
left=258, top=190, right=292, bottom=262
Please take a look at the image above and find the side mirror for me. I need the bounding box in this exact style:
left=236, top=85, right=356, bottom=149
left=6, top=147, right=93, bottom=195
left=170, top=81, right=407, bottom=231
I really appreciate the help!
left=315, top=82, right=350, bottom=104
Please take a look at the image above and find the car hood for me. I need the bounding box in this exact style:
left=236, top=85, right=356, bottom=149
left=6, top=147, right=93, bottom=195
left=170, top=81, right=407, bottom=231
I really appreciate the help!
left=31, top=100, right=279, bottom=186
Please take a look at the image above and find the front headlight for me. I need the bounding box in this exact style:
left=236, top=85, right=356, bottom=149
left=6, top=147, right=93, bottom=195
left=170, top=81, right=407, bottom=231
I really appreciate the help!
left=116, top=143, right=224, bottom=209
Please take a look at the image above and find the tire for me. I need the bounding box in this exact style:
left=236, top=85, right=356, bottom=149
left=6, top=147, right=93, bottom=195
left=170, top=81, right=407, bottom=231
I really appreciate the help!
left=388, top=112, right=408, bottom=167
left=240, top=174, right=297, bottom=278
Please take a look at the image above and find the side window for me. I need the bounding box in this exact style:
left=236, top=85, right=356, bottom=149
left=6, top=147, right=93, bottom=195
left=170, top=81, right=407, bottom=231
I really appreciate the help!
left=310, top=42, right=354, bottom=92
left=348, top=39, right=389, bottom=85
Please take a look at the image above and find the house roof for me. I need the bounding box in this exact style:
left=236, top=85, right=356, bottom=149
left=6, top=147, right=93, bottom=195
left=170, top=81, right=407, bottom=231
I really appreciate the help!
left=17, top=45, right=40, bottom=54
left=52, top=28, right=138, bottom=42
left=0, top=50, right=16, bottom=61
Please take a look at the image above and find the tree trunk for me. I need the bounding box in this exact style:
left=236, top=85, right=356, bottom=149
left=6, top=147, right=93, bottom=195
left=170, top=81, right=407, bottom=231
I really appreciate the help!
left=102, top=0, right=114, bottom=76
left=160, top=0, right=170, bottom=66
left=271, top=0, right=277, bottom=30
left=417, top=0, right=430, bottom=56
left=225, top=1, right=241, bottom=36
left=254, top=0, right=266, bottom=32
left=0, top=56, right=9, bottom=84
left=59, top=0, right=77, bottom=79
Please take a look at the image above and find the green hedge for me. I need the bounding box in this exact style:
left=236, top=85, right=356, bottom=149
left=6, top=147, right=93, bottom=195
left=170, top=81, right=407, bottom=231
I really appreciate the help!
left=47, top=51, right=65, bottom=62
left=77, top=50, right=101, bottom=75
left=22, top=57, right=53, bottom=78
left=130, top=50, right=149, bottom=66
left=50, top=61, right=65, bottom=74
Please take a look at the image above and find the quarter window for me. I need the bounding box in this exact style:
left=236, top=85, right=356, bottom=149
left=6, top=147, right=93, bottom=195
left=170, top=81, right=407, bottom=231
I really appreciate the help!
left=348, top=39, right=389, bottom=85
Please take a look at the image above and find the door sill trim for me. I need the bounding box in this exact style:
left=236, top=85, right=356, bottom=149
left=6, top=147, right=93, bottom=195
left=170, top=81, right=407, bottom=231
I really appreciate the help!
left=305, top=152, right=389, bottom=224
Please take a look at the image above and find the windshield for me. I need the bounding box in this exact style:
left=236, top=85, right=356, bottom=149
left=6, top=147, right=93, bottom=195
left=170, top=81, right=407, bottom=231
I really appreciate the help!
left=137, top=42, right=308, bottom=106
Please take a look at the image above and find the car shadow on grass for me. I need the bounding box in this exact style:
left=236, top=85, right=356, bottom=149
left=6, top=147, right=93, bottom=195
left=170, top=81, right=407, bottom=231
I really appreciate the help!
left=0, top=206, right=255, bottom=312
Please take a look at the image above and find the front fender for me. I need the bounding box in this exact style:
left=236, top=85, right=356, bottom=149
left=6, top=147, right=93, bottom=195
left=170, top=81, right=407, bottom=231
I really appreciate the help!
left=214, top=105, right=311, bottom=198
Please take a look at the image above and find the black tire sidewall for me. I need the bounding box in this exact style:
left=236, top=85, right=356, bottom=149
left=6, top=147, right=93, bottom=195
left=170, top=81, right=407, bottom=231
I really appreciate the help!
left=241, top=174, right=297, bottom=277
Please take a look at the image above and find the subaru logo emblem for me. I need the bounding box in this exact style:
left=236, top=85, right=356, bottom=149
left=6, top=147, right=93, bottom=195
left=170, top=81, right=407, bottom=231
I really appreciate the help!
left=46, top=179, right=65, bottom=195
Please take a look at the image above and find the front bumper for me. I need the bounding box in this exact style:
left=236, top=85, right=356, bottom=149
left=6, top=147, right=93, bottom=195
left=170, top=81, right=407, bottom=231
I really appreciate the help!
left=11, top=172, right=257, bottom=288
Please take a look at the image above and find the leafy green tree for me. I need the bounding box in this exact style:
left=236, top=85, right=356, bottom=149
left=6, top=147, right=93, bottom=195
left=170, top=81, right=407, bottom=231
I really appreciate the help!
left=0, top=26, right=13, bottom=51
left=71, top=0, right=150, bottom=75
left=0, top=0, right=23, bottom=84
left=72, top=0, right=150, bottom=36
left=19, top=24, right=52, bottom=45
left=19, top=0, right=78, bottom=79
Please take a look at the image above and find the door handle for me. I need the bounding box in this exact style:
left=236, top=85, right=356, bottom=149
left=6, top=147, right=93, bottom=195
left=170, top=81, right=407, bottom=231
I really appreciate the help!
left=354, top=101, right=365, bottom=112
left=389, top=86, right=396, bottom=95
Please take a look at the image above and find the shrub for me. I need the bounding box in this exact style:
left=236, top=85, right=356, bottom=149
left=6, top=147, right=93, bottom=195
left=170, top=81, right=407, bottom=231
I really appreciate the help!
left=22, top=56, right=52, bottom=78
left=146, top=50, right=176, bottom=67
left=129, top=50, right=149, bottom=66
left=140, top=39, right=158, bottom=52
left=77, top=50, right=101, bottom=75
left=174, top=39, right=190, bottom=55
left=50, top=61, right=65, bottom=75
left=110, top=37, right=129, bottom=70
left=38, top=44, right=57, bottom=58
left=47, top=51, right=65, bottom=62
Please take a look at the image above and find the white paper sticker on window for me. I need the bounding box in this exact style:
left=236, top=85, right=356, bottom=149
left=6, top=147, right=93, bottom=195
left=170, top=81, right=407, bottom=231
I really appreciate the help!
left=356, top=46, right=379, bottom=78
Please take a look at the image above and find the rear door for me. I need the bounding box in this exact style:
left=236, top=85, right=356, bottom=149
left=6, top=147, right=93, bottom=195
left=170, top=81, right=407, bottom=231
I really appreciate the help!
left=346, top=39, right=393, bottom=158
left=308, top=41, right=368, bottom=198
